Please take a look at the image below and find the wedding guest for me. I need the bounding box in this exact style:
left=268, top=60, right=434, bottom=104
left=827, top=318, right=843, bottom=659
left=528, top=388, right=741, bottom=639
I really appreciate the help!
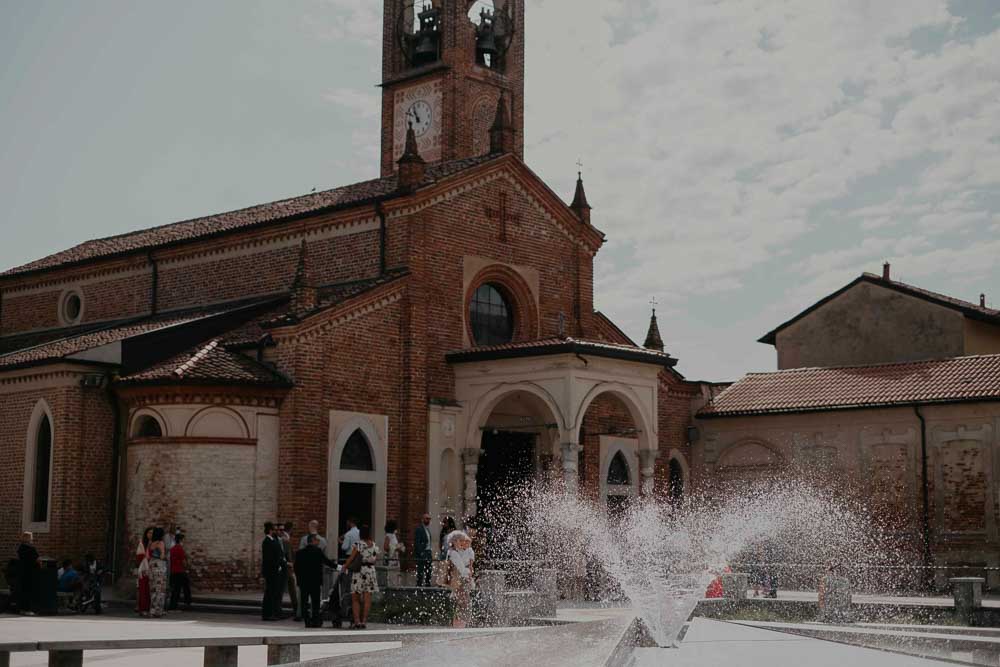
left=168, top=533, right=192, bottom=610
left=414, top=514, right=433, bottom=587
left=446, top=531, right=475, bottom=628
left=439, top=516, right=456, bottom=559
left=298, top=520, right=328, bottom=552
left=16, top=532, right=39, bottom=616
left=147, top=527, right=169, bottom=618
left=278, top=522, right=300, bottom=621
left=383, top=520, right=405, bottom=567
left=295, top=534, right=337, bottom=627
left=136, top=527, right=153, bottom=616
left=340, top=518, right=359, bottom=560
left=343, top=525, right=379, bottom=629
left=260, top=521, right=286, bottom=621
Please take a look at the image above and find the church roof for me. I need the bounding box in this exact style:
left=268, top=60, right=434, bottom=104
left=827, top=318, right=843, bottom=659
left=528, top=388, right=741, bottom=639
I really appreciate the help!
left=446, top=337, right=677, bottom=368
left=117, top=339, right=291, bottom=387
left=0, top=296, right=282, bottom=371
left=759, top=272, right=1000, bottom=345
left=2, top=155, right=500, bottom=279
left=698, top=353, right=1000, bottom=418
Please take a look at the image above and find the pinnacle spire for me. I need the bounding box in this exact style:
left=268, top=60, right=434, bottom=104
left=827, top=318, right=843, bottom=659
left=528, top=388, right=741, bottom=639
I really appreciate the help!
left=489, top=93, right=515, bottom=154
left=643, top=306, right=664, bottom=352
left=397, top=122, right=427, bottom=190
left=570, top=171, right=592, bottom=224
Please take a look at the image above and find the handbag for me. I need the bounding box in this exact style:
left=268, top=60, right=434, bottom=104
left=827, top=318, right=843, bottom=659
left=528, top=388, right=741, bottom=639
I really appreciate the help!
left=347, top=552, right=363, bottom=573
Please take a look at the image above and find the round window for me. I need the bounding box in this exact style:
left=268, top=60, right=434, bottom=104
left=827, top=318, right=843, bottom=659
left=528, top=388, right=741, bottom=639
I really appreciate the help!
left=469, top=283, right=514, bottom=346
left=62, top=291, right=83, bottom=324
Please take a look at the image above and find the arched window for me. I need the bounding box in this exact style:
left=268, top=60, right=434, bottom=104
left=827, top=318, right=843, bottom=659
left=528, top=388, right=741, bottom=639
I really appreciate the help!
left=607, top=451, right=630, bottom=486
left=340, top=430, right=375, bottom=471
left=668, top=458, right=684, bottom=501
left=133, top=415, right=163, bottom=438
left=469, top=283, right=514, bottom=346
left=32, top=414, right=53, bottom=523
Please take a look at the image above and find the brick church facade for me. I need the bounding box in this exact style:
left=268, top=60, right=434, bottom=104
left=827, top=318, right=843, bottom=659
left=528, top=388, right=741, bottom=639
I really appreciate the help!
left=2, top=1, right=998, bottom=593
left=0, top=0, right=700, bottom=591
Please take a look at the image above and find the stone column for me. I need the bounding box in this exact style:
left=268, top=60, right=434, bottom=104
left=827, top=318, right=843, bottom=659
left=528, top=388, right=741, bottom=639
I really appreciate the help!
left=461, top=448, right=482, bottom=520
left=561, top=442, right=581, bottom=493
left=639, top=449, right=659, bottom=496
left=951, top=577, right=984, bottom=625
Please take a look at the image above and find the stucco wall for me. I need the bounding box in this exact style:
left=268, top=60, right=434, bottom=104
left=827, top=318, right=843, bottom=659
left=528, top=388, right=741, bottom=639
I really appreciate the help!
left=775, top=282, right=966, bottom=369
left=964, top=319, right=1000, bottom=356
left=695, top=401, right=1000, bottom=586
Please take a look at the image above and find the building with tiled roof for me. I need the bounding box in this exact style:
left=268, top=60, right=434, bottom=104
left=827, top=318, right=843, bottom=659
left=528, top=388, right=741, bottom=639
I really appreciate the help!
left=695, top=268, right=1000, bottom=588
left=0, top=1, right=703, bottom=593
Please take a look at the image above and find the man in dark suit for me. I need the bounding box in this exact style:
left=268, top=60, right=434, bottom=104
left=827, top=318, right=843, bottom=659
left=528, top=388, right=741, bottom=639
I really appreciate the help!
left=414, top=513, right=433, bottom=587
left=294, top=533, right=337, bottom=627
left=260, top=521, right=286, bottom=620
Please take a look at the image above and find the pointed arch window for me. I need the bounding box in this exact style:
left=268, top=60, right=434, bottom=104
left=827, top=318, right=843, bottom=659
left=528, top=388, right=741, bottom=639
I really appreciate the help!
left=668, top=458, right=684, bottom=502
left=340, top=430, right=375, bottom=471
left=607, top=451, right=631, bottom=486
left=31, top=414, right=53, bottom=524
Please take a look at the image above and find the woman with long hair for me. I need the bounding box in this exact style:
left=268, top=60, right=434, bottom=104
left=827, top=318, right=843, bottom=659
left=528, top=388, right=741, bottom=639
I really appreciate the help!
left=136, top=527, right=153, bottom=616
left=446, top=530, right=475, bottom=628
left=343, top=525, right=379, bottom=629
left=147, top=527, right=169, bottom=618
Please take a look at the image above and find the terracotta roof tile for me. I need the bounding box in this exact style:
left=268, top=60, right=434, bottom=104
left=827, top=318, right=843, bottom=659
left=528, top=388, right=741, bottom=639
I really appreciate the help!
left=698, top=354, right=1000, bottom=417
left=117, top=340, right=290, bottom=387
left=2, top=155, right=499, bottom=278
left=446, top=337, right=677, bottom=367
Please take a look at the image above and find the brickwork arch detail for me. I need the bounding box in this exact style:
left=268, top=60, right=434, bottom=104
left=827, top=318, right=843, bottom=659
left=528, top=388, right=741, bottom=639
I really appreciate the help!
left=464, top=264, right=539, bottom=345
left=184, top=406, right=249, bottom=439
left=129, top=408, right=168, bottom=439
left=574, top=382, right=656, bottom=453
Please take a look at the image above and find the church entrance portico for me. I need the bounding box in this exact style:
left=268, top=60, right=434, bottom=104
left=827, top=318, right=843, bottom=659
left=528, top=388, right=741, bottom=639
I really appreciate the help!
left=440, top=340, right=671, bottom=538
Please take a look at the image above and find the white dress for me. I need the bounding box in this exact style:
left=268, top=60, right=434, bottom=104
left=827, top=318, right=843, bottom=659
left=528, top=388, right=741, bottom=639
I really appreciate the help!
left=385, top=532, right=400, bottom=566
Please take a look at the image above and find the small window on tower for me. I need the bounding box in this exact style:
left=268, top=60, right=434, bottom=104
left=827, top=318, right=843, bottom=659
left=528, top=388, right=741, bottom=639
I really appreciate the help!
left=470, top=283, right=514, bottom=346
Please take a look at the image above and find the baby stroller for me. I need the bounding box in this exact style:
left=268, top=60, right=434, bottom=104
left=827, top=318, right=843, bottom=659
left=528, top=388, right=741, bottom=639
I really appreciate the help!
left=321, top=570, right=352, bottom=628
left=78, top=559, right=104, bottom=615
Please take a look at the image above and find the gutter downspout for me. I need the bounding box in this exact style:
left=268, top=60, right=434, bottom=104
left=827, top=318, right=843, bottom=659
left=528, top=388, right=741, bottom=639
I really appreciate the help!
left=147, top=252, right=159, bottom=315
left=914, top=405, right=933, bottom=589
left=375, top=201, right=388, bottom=277
left=106, top=378, right=124, bottom=580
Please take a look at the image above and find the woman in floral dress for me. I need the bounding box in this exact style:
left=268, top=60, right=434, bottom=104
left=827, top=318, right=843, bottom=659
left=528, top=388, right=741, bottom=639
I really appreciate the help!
left=147, top=527, right=169, bottom=618
left=343, top=525, right=379, bottom=629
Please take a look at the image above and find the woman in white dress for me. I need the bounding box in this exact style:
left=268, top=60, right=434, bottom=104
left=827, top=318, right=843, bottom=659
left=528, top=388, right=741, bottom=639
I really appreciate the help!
left=446, top=531, right=475, bottom=628
left=382, top=520, right=406, bottom=567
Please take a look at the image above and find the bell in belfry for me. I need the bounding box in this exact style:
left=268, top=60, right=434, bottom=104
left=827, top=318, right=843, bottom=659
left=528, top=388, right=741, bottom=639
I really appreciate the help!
left=476, top=8, right=498, bottom=66
left=412, top=6, right=440, bottom=66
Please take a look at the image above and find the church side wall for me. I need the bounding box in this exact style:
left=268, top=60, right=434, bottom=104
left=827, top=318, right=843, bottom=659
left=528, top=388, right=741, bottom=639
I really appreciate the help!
left=1, top=260, right=153, bottom=335
left=775, top=282, right=966, bottom=369
left=272, top=293, right=408, bottom=554
left=0, top=375, right=114, bottom=565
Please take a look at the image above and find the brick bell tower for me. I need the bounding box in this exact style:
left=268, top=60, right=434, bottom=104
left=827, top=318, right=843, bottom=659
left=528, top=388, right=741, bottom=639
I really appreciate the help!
left=380, top=0, right=525, bottom=177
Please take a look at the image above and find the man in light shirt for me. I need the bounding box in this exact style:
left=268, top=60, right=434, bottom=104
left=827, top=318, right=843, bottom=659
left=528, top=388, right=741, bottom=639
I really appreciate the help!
left=340, top=518, right=359, bottom=560
left=298, top=520, right=328, bottom=552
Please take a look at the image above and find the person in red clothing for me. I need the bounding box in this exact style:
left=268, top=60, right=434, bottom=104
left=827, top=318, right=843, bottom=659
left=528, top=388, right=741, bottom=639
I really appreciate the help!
left=168, top=533, right=192, bottom=610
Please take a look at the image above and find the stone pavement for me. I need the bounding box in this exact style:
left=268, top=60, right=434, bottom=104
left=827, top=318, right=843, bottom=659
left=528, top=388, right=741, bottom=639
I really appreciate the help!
left=630, top=618, right=957, bottom=666
left=0, top=610, right=520, bottom=666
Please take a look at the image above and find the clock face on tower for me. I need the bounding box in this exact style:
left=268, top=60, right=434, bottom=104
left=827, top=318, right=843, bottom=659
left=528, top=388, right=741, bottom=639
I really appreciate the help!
left=393, top=80, right=443, bottom=167
left=406, top=100, right=433, bottom=137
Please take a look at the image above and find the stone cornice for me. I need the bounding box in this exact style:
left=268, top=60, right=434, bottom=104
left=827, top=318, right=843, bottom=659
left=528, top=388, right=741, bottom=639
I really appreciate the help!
left=0, top=363, right=110, bottom=394
left=269, top=280, right=407, bottom=344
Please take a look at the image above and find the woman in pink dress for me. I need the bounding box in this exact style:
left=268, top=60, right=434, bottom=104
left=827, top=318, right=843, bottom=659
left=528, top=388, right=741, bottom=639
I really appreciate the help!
left=136, top=527, right=152, bottom=616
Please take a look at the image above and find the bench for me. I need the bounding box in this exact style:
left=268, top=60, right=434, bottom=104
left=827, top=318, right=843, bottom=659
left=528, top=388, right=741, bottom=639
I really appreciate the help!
left=0, top=627, right=521, bottom=667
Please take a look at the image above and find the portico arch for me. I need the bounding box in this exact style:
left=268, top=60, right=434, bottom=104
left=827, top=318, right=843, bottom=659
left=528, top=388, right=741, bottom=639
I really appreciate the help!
left=464, top=382, right=569, bottom=452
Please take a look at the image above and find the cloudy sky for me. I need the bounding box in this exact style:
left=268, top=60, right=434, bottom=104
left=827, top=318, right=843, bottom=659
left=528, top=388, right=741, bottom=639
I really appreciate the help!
left=1, top=1, right=998, bottom=381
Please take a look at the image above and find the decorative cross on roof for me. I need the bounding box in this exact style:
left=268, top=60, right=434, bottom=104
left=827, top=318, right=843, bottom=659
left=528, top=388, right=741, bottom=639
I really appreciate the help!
left=650, top=297, right=659, bottom=312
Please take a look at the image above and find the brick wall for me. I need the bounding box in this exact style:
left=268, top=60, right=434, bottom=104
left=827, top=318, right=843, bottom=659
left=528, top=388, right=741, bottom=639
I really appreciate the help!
left=0, top=378, right=114, bottom=565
